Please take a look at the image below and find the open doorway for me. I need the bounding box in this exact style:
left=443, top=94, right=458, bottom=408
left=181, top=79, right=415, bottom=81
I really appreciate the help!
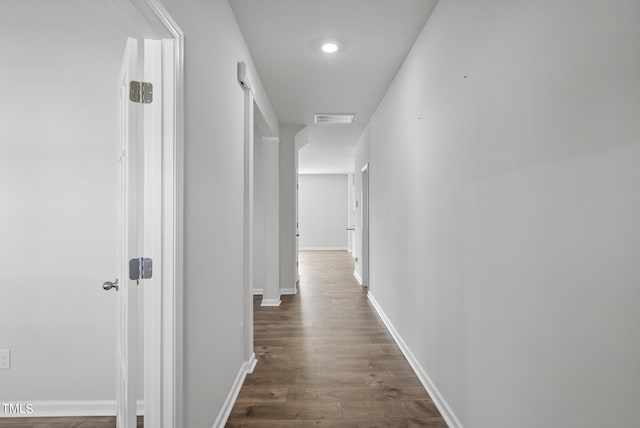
left=238, top=62, right=281, bottom=404
left=0, top=1, right=183, bottom=426
left=297, top=174, right=350, bottom=252
left=295, top=170, right=352, bottom=298
left=253, top=123, right=281, bottom=306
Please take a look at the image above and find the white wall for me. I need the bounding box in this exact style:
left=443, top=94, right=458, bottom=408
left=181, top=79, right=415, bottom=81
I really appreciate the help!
left=0, top=0, right=131, bottom=402
left=253, top=125, right=265, bottom=293
left=260, top=137, right=281, bottom=303
left=354, top=1, right=640, bottom=427
left=298, top=174, right=348, bottom=250
left=279, top=125, right=304, bottom=291
left=152, top=0, right=278, bottom=426
left=254, top=129, right=281, bottom=301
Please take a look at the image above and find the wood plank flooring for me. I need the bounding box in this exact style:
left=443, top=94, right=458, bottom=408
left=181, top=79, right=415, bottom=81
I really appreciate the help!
left=226, top=250, right=447, bottom=428
left=1, top=251, right=445, bottom=427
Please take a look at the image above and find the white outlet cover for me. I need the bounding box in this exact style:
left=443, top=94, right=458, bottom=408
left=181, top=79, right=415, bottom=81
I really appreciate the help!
left=0, top=349, right=10, bottom=369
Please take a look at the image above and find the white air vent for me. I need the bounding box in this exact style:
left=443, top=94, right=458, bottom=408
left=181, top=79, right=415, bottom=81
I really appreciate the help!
left=314, top=113, right=355, bottom=124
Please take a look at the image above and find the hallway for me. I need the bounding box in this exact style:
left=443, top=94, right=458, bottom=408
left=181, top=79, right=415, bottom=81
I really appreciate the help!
left=226, top=251, right=447, bottom=427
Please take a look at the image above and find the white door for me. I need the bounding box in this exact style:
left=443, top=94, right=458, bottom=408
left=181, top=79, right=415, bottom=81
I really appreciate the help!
left=115, top=37, right=142, bottom=428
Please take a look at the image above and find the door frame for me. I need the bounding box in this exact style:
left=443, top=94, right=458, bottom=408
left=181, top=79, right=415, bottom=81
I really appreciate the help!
left=108, top=1, right=184, bottom=426
left=116, top=37, right=143, bottom=428
left=240, top=71, right=256, bottom=365
left=238, top=61, right=279, bottom=362
left=295, top=160, right=299, bottom=283
left=361, top=163, right=370, bottom=288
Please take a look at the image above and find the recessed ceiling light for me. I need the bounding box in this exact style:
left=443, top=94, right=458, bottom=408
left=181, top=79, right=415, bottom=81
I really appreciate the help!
left=321, top=42, right=338, bottom=53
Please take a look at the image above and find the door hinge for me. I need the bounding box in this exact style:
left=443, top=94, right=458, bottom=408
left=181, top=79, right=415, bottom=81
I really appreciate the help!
left=129, top=258, right=153, bottom=281
left=129, top=81, right=153, bottom=104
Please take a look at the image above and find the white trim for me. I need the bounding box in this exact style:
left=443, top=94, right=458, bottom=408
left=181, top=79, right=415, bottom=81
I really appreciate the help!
left=261, top=298, right=282, bottom=307
left=299, top=247, right=348, bottom=251
left=361, top=163, right=369, bottom=288
left=137, top=2, right=185, bottom=427
left=161, top=33, right=185, bottom=428
left=241, top=78, right=256, bottom=364
left=1, top=401, right=144, bottom=418
left=239, top=61, right=280, bottom=367
left=151, top=4, right=185, bottom=425
left=367, top=293, right=464, bottom=428
left=143, top=37, right=163, bottom=428
left=280, top=287, right=297, bottom=295
left=110, top=1, right=184, bottom=426
left=353, top=270, right=362, bottom=285
left=256, top=287, right=297, bottom=296
left=211, top=354, right=257, bottom=428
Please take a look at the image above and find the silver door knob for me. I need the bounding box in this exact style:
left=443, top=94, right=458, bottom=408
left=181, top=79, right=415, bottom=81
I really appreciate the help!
left=103, top=279, right=119, bottom=291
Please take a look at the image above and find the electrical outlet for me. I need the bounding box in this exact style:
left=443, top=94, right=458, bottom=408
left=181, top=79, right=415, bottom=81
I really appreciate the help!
left=0, top=350, right=10, bottom=369
left=240, top=322, right=244, bottom=337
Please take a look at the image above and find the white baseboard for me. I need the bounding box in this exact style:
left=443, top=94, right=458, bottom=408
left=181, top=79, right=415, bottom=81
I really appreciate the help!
left=299, top=247, right=348, bottom=251
left=280, top=286, right=297, bottom=295
left=353, top=270, right=362, bottom=285
left=260, top=298, right=281, bottom=307
left=367, top=293, right=464, bottom=428
left=0, top=400, right=144, bottom=418
left=212, top=353, right=257, bottom=428
left=252, top=288, right=263, bottom=295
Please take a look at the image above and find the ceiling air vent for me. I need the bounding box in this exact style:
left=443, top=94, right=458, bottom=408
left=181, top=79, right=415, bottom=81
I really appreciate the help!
left=314, top=113, right=355, bottom=124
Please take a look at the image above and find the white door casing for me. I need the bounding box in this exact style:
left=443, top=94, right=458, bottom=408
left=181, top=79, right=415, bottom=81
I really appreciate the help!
left=295, top=152, right=300, bottom=283
left=108, top=1, right=185, bottom=426
left=361, top=164, right=370, bottom=288
left=142, top=38, right=163, bottom=428
left=241, top=69, right=255, bottom=363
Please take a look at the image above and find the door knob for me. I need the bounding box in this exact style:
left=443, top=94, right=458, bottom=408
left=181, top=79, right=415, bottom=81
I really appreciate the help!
left=103, top=279, right=119, bottom=291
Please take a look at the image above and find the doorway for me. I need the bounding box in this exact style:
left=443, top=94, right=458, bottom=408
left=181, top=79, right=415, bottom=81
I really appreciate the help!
left=238, top=61, right=280, bottom=372
left=0, top=1, right=183, bottom=427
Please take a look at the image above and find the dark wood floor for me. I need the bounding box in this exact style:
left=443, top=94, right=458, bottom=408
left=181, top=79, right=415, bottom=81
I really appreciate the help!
left=1, top=252, right=445, bottom=427
left=0, top=416, right=143, bottom=427
left=226, top=250, right=447, bottom=428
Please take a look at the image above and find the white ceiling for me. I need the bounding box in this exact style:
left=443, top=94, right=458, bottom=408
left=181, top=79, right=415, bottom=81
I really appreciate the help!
left=229, top=0, right=438, bottom=173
